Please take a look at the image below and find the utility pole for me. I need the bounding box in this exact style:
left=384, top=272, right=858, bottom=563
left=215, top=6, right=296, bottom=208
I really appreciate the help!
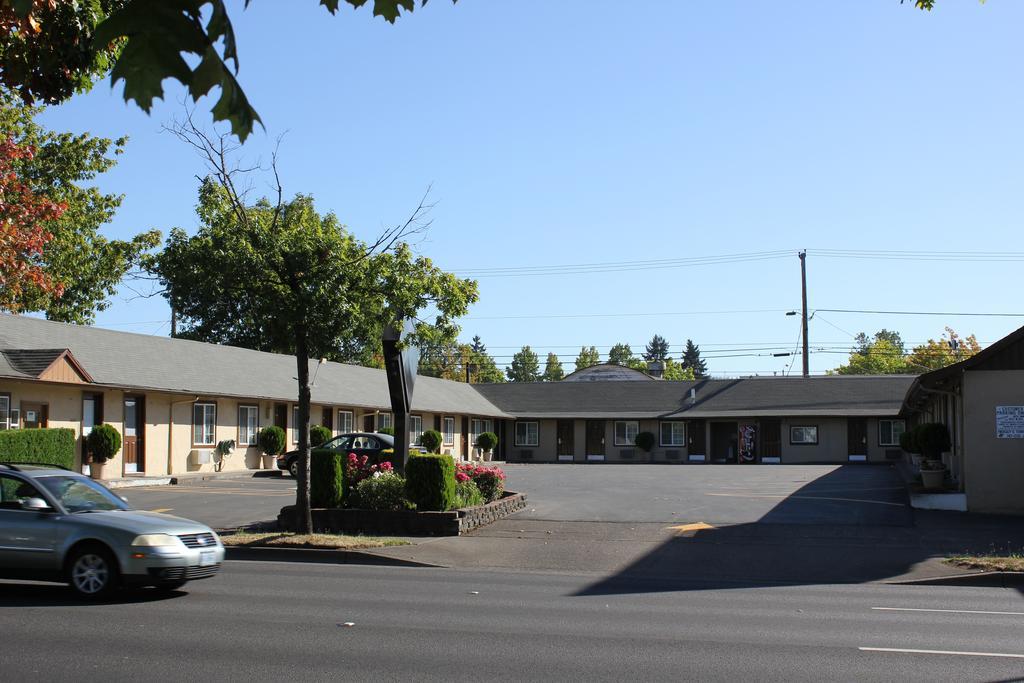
left=799, top=250, right=809, bottom=378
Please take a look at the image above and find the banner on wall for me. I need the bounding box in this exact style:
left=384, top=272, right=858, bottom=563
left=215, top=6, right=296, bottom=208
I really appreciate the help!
left=739, top=423, right=757, bottom=463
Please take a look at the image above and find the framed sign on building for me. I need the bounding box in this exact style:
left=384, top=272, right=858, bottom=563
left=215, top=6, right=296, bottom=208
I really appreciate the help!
left=995, top=406, right=1024, bottom=439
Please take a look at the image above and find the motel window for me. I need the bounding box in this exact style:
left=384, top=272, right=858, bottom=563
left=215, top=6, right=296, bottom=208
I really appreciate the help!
left=614, top=421, right=639, bottom=446
left=443, top=417, right=455, bottom=445
left=660, top=422, right=686, bottom=447
left=410, top=415, right=423, bottom=446
left=193, top=403, right=217, bottom=446
left=515, top=421, right=539, bottom=447
left=378, top=412, right=393, bottom=431
left=338, top=410, right=354, bottom=434
left=789, top=425, right=818, bottom=445
left=0, top=394, right=9, bottom=430
left=238, top=405, right=259, bottom=446
left=879, top=419, right=906, bottom=447
left=292, top=405, right=300, bottom=443
left=471, top=419, right=493, bottom=446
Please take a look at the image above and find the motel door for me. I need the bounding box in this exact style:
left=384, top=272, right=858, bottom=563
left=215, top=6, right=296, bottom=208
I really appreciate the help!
left=585, top=420, right=605, bottom=457
left=688, top=420, right=706, bottom=462
left=557, top=420, right=575, bottom=459
left=847, top=418, right=868, bottom=461
left=274, top=403, right=288, bottom=432
left=123, top=396, right=144, bottom=473
left=20, top=402, right=48, bottom=429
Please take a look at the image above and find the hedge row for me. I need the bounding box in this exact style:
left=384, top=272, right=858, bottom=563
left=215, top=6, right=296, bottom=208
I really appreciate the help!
left=0, top=428, right=76, bottom=470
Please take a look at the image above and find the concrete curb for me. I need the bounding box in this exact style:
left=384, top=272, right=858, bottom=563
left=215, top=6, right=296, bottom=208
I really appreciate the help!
left=886, top=570, right=1024, bottom=587
left=106, top=477, right=173, bottom=489
left=105, top=470, right=282, bottom=489
left=225, top=545, right=445, bottom=568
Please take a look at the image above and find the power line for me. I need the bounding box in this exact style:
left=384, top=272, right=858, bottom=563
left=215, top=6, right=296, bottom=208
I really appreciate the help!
left=454, top=251, right=794, bottom=277
left=817, top=308, right=1024, bottom=317
left=466, top=308, right=794, bottom=321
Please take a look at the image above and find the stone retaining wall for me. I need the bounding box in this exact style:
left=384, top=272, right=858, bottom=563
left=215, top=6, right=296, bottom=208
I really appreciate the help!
left=278, top=491, right=527, bottom=536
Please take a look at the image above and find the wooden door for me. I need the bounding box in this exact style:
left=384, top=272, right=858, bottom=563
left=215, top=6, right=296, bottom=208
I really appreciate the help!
left=688, top=420, right=706, bottom=455
left=321, top=407, right=333, bottom=431
left=122, top=396, right=144, bottom=473
left=557, top=420, right=575, bottom=457
left=848, top=418, right=868, bottom=459
left=585, top=420, right=605, bottom=456
left=760, top=419, right=782, bottom=460
left=21, top=402, right=47, bottom=429
left=274, top=403, right=288, bottom=431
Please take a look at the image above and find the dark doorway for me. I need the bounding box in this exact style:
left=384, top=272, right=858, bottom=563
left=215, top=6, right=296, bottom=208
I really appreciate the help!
left=273, top=403, right=288, bottom=432
left=710, top=421, right=738, bottom=463
left=20, top=402, right=47, bottom=429
left=848, top=418, right=868, bottom=461
left=585, top=420, right=605, bottom=457
left=321, top=407, right=333, bottom=431
left=123, top=395, right=145, bottom=473
left=557, top=420, right=575, bottom=458
left=760, top=418, right=782, bottom=462
left=688, top=420, right=706, bottom=458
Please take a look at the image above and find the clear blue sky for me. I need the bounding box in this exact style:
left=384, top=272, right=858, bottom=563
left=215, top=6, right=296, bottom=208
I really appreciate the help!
left=38, top=1, right=1024, bottom=376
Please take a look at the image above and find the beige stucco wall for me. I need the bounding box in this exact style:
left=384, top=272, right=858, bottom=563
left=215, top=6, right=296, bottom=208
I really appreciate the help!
left=963, top=370, right=1024, bottom=515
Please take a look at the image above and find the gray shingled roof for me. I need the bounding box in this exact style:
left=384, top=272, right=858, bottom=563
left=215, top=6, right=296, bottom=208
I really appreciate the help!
left=475, top=375, right=915, bottom=419
left=0, top=314, right=509, bottom=418
left=1, top=349, right=67, bottom=376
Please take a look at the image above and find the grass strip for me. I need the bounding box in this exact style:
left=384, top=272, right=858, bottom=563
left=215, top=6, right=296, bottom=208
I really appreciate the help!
left=221, top=531, right=409, bottom=550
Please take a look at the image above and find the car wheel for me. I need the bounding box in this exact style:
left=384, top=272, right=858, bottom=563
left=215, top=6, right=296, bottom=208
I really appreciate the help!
left=155, top=580, right=188, bottom=591
left=67, top=546, right=118, bottom=599
left=289, top=459, right=299, bottom=478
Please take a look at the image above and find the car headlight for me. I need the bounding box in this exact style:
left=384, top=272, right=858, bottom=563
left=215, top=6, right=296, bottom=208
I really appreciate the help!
left=131, top=534, right=179, bottom=547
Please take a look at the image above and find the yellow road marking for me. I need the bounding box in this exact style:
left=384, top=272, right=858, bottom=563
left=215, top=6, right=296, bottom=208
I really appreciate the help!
left=705, top=492, right=905, bottom=507
left=665, top=522, right=716, bottom=536
left=149, top=508, right=173, bottom=513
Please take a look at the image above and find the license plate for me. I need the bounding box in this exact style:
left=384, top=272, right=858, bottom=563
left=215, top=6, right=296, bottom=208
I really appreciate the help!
left=199, top=550, right=216, bottom=567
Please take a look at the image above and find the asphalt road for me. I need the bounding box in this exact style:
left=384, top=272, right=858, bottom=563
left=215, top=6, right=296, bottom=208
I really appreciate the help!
left=119, top=476, right=294, bottom=530
left=3, top=561, right=1024, bottom=682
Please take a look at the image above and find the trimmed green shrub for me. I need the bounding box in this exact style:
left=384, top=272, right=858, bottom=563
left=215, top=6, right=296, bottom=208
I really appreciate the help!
left=453, top=479, right=484, bottom=508
left=310, top=448, right=345, bottom=508
left=86, top=424, right=121, bottom=463
left=475, top=431, right=498, bottom=452
left=0, top=428, right=75, bottom=469
left=635, top=431, right=656, bottom=452
left=310, top=425, right=332, bottom=448
left=354, top=472, right=408, bottom=511
left=916, top=422, right=951, bottom=461
left=405, top=453, right=456, bottom=511
left=258, top=426, right=286, bottom=456
left=420, top=429, right=443, bottom=454
left=378, top=426, right=394, bottom=436
left=898, top=427, right=919, bottom=454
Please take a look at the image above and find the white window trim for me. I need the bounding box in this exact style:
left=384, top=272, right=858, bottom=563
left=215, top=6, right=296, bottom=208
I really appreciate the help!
left=614, top=420, right=639, bottom=447
left=515, top=421, right=539, bottom=447
left=0, top=394, right=9, bottom=431
left=291, top=405, right=300, bottom=443
left=660, top=421, right=686, bottom=446
left=338, top=410, right=354, bottom=435
left=193, top=402, right=217, bottom=446
left=790, top=425, right=819, bottom=445
left=238, top=405, right=259, bottom=446
left=879, top=419, right=905, bottom=447
left=378, top=412, right=393, bottom=431
left=443, top=417, right=455, bottom=445
left=410, top=415, right=423, bottom=445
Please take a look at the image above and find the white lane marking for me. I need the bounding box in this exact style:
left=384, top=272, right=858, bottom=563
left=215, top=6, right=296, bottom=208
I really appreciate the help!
left=872, top=607, right=1024, bottom=616
left=859, top=647, right=1024, bottom=659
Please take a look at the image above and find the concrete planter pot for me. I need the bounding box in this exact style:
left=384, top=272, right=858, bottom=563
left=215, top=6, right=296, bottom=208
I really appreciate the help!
left=920, top=467, right=946, bottom=490
left=89, top=459, right=109, bottom=480
left=262, top=454, right=277, bottom=470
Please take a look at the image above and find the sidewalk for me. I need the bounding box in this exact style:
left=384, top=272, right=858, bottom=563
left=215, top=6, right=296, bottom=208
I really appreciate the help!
left=105, top=468, right=282, bottom=489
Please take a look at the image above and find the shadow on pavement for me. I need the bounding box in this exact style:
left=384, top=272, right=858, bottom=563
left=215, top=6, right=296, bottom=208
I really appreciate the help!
left=225, top=546, right=441, bottom=568
left=0, top=582, right=187, bottom=607
left=575, top=465, right=1024, bottom=596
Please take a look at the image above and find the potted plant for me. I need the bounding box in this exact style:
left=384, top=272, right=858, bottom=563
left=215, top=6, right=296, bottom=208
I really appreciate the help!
left=634, top=431, right=656, bottom=461
left=214, top=439, right=235, bottom=472
left=310, top=425, right=332, bottom=448
left=420, top=429, right=443, bottom=454
left=916, top=422, right=951, bottom=490
left=257, top=425, right=286, bottom=470
left=476, top=431, right=498, bottom=462
left=899, top=427, right=922, bottom=468
left=86, top=424, right=121, bottom=480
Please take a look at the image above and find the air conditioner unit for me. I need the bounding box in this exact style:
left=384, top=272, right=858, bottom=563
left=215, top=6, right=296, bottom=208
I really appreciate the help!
left=190, top=449, right=213, bottom=465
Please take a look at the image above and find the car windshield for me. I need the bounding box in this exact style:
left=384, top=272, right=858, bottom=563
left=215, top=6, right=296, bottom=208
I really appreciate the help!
left=36, top=476, right=130, bottom=513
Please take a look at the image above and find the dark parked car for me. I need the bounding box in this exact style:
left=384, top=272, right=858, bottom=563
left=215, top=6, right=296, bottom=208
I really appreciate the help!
left=276, top=432, right=395, bottom=477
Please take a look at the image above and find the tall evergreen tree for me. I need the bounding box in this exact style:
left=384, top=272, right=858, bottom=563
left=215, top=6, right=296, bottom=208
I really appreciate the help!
left=574, top=345, right=601, bottom=371
left=681, top=339, right=708, bottom=378
left=471, top=335, right=487, bottom=354
left=506, top=345, right=541, bottom=382
left=644, top=334, right=670, bottom=361
left=542, top=352, right=564, bottom=381
left=607, top=342, right=635, bottom=366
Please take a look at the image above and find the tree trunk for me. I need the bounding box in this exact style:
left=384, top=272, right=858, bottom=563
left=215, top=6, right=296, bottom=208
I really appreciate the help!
left=295, top=332, right=313, bottom=534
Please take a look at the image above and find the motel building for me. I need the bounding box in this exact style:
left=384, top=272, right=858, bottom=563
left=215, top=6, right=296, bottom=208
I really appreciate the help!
left=2, top=314, right=1024, bottom=515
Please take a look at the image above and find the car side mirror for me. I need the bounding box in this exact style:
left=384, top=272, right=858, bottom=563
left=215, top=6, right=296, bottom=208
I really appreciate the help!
left=22, top=497, right=51, bottom=512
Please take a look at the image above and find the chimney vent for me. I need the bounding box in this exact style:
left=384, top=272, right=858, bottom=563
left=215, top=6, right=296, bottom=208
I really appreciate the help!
left=647, top=360, right=665, bottom=379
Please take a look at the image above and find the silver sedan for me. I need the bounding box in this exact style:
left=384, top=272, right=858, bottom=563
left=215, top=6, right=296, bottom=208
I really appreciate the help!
left=0, top=463, right=225, bottom=599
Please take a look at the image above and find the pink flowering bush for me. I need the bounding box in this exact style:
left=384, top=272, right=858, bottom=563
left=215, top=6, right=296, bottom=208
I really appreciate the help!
left=456, top=463, right=505, bottom=502
left=346, top=453, right=393, bottom=488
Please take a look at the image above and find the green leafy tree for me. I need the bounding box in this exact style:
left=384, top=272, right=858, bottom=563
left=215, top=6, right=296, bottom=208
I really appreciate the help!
left=148, top=121, right=476, bottom=534
left=542, top=352, right=564, bottom=381
left=834, top=339, right=911, bottom=375
left=506, top=345, right=541, bottom=382
left=608, top=343, right=635, bottom=366
left=681, top=339, right=708, bottom=379
left=574, top=346, right=601, bottom=371
left=418, top=338, right=504, bottom=383
left=663, top=358, right=695, bottom=381
left=0, top=95, right=159, bottom=322
left=906, top=327, right=981, bottom=372
left=644, top=334, right=670, bottom=361
left=854, top=329, right=905, bottom=357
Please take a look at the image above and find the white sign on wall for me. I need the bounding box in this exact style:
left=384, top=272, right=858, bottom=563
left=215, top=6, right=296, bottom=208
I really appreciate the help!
left=995, top=406, right=1024, bottom=439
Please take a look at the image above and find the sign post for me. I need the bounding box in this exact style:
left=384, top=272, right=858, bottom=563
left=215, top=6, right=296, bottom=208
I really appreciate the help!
left=382, top=320, right=419, bottom=473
